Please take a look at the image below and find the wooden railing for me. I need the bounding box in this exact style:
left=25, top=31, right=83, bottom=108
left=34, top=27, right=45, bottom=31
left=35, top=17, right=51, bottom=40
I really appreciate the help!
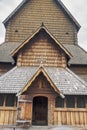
left=54, top=108, right=87, bottom=126
left=0, top=107, right=17, bottom=125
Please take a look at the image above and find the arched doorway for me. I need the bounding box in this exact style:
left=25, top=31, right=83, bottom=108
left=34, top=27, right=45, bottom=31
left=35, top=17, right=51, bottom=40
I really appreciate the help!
left=32, top=96, right=48, bottom=125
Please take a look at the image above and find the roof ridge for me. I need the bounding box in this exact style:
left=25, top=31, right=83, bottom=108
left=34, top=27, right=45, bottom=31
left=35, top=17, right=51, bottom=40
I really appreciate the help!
left=3, top=0, right=27, bottom=26
left=3, top=0, right=80, bottom=30
left=56, top=0, right=81, bottom=30
left=76, top=44, right=87, bottom=54
left=66, top=67, right=87, bottom=87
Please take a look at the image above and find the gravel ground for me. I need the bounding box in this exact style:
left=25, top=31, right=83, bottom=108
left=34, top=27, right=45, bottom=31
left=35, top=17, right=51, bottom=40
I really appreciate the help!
left=0, top=126, right=87, bottom=130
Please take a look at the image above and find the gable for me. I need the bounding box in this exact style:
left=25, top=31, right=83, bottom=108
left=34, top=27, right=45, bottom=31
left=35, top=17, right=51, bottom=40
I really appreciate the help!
left=24, top=72, right=58, bottom=95
left=14, top=26, right=72, bottom=67
left=3, top=0, right=80, bottom=30
left=4, top=0, right=79, bottom=45
left=0, top=66, right=86, bottom=95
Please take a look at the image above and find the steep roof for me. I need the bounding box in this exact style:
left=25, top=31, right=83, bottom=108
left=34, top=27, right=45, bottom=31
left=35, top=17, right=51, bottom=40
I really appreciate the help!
left=0, top=41, right=86, bottom=65
left=0, top=66, right=86, bottom=95
left=0, top=42, right=21, bottom=63
left=3, top=0, right=81, bottom=31
left=11, top=25, right=72, bottom=58
left=63, top=44, right=87, bottom=65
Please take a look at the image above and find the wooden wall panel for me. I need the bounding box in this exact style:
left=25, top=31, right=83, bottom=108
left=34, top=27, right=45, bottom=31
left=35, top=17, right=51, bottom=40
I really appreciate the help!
left=17, top=31, right=67, bottom=67
left=0, top=107, right=17, bottom=125
left=54, top=108, right=87, bottom=126
left=0, top=63, right=14, bottom=76
left=18, top=101, right=32, bottom=121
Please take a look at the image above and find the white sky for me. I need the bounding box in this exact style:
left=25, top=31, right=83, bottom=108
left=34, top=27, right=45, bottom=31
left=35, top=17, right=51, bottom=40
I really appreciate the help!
left=0, top=0, right=87, bottom=51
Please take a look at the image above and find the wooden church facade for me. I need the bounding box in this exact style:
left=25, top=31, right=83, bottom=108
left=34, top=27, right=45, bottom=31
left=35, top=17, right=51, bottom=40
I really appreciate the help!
left=0, top=0, right=87, bottom=126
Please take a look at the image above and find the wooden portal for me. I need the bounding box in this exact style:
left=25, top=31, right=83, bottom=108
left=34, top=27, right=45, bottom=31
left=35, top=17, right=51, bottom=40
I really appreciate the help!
left=32, top=96, right=48, bottom=125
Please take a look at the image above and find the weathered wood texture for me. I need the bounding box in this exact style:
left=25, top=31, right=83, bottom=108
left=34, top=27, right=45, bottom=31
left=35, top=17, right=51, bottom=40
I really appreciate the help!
left=69, top=66, right=87, bottom=82
left=0, top=107, right=17, bottom=125
left=19, top=73, right=57, bottom=125
left=18, top=101, right=32, bottom=121
left=17, top=31, right=67, bottom=67
left=5, top=0, right=77, bottom=45
left=54, top=108, right=87, bottom=126
left=0, top=63, right=14, bottom=76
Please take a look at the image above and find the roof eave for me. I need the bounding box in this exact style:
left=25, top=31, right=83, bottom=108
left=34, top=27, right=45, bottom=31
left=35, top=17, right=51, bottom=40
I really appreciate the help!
left=3, top=0, right=81, bottom=31
left=56, top=0, right=81, bottom=31
left=3, top=0, right=28, bottom=27
left=11, top=25, right=72, bottom=59
left=17, top=66, right=65, bottom=98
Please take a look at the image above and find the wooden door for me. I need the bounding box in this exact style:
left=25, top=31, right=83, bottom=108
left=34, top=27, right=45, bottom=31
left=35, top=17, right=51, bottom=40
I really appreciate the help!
left=32, top=96, right=48, bottom=125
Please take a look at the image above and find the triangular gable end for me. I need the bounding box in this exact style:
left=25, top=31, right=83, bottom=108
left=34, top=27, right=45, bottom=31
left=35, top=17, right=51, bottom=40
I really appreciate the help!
left=3, top=0, right=81, bottom=31
left=11, top=24, right=72, bottom=59
left=17, top=66, right=65, bottom=98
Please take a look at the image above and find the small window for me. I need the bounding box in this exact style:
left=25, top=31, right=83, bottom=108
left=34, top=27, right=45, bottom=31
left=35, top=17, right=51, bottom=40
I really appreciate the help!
left=6, top=94, right=16, bottom=107
left=77, top=96, right=86, bottom=108
left=0, top=94, right=4, bottom=106
left=66, top=96, right=75, bottom=108
left=55, top=97, right=64, bottom=108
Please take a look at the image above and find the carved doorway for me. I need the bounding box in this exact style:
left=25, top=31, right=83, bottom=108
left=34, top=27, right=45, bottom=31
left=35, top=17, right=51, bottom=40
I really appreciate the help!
left=32, top=96, right=48, bottom=125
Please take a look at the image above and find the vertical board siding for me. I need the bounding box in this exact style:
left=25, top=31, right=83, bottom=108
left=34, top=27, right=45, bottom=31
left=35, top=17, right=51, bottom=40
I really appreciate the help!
left=18, top=102, right=32, bottom=121
left=0, top=107, right=17, bottom=125
left=54, top=109, right=87, bottom=126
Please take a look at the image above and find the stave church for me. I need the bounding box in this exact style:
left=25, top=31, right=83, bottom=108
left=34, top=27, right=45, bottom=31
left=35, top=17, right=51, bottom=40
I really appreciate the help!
left=0, top=0, right=87, bottom=126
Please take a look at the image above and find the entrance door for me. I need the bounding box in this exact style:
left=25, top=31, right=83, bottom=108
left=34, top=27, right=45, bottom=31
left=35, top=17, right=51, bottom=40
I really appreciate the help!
left=32, top=96, right=48, bottom=125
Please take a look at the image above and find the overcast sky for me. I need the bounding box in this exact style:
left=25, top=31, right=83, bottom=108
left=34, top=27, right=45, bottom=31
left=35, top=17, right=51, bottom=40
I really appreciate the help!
left=0, top=0, right=87, bottom=51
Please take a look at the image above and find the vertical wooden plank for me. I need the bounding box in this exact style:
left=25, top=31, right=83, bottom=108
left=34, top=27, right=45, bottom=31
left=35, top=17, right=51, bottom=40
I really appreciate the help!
left=25, top=103, right=32, bottom=120
left=71, top=112, right=75, bottom=126
left=9, top=110, right=14, bottom=125
left=54, top=111, right=58, bottom=125
left=84, top=112, right=86, bottom=125
left=4, top=111, right=8, bottom=124
left=58, top=111, right=61, bottom=125
left=13, top=110, right=17, bottom=125
left=62, top=111, right=66, bottom=125
left=1, top=110, right=5, bottom=125
left=75, top=111, right=79, bottom=125
left=79, top=112, right=84, bottom=125
left=0, top=110, right=3, bottom=125
left=67, top=112, right=71, bottom=125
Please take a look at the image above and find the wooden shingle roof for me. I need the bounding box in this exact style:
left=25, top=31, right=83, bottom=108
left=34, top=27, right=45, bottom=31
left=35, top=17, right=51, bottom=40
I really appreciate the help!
left=0, top=42, right=21, bottom=63
left=63, top=44, right=87, bottom=65
left=3, top=0, right=81, bottom=31
left=0, top=66, right=86, bottom=95
left=0, top=42, right=86, bottom=65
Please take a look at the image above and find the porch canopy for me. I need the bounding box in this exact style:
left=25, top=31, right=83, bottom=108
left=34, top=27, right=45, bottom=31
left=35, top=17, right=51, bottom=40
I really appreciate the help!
left=0, top=66, right=86, bottom=96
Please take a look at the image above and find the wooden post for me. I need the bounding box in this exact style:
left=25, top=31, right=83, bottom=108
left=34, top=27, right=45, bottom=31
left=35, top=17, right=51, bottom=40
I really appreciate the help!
left=64, top=98, right=66, bottom=108
left=75, top=96, right=77, bottom=108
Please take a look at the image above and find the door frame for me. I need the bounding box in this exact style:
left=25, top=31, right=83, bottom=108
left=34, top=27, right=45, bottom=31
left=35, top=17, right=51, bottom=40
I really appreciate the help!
left=32, top=96, right=48, bottom=125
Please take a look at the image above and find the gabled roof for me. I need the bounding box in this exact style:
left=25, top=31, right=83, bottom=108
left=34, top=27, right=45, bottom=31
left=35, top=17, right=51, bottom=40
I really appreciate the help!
left=11, top=25, right=72, bottom=58
left=3, top=0, right=81, bottom=31
left=18, top=66, right=64, bottom=97
left=0, top=42, right=86, bottom=65
left=0, top=66, right=86, bottom=95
